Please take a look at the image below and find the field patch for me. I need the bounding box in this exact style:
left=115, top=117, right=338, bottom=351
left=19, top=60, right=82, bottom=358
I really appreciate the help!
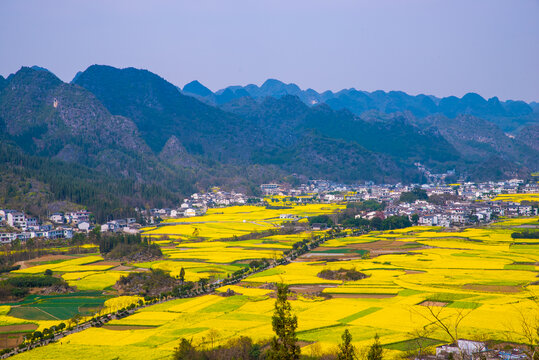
left=462, top=284, right=521, bottom=293
left=8, top=293, right=109, bottom=320
left=384, top=338, right=445, bottom=351
left=338, top=307, right=382, bottom=323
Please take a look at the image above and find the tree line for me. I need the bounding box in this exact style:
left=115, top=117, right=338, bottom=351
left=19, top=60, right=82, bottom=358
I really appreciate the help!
left=511, top=230, right=539, bottom=239
left=309, top=213, right=411, bottom=232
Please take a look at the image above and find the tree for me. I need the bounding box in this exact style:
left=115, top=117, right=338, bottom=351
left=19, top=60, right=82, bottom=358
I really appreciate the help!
left=367, top=334, right=383, bottom=360
left=406, top=326, right=434, bottom=360
left=267, top=283, right=300, bottom=360
left=173, top=338, right=197, bottom=360
left=70, top=314, right=82, bottom=327
left=399, top=188, right=428, bottom=203
left=338, top=329, right=356, bottom=360
left=44, top=269, right=53, bottom=276
left=509, top=291, right=539, bottom=360
left=207, top=329, right=220, bottom=349
left=179, top=267, right=185, bottom=284
left=413, top=302, right=477, bottom=359
left=89, top=225, right=101, bottom=243
left=197, top=278, right=208, bottom=291
left=370, top=217, right=383, bottom=230
left=411, top=214, right=419, bottom=225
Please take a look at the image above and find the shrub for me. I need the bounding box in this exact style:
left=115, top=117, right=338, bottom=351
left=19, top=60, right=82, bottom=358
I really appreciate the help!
left=318, top=268, right=367, bottom=281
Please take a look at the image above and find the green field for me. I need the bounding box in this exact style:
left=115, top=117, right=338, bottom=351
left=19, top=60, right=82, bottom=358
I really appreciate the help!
left=7, top=293, right=110, bottom=321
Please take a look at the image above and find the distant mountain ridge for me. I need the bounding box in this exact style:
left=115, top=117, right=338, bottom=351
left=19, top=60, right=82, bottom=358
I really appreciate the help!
left=182, top=79, right=538, bottom=132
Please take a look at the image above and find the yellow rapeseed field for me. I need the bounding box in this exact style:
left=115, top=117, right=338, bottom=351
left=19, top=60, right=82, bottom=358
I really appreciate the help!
left=10, top=213, right=539, bottom=360
left=492, top=193, right=539, bottom=203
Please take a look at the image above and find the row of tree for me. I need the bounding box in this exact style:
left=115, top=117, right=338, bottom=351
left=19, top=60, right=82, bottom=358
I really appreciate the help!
left=309, top=213, right=412, bottom=232
left=511, top=230, right=539, bottom=239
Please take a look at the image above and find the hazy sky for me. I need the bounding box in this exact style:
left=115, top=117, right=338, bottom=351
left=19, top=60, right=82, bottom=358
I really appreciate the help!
left=1, top=0, right=538, bottom=102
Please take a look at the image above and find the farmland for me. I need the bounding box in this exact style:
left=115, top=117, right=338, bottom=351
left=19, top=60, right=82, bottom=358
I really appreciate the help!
left=0, top=205, right=340, bottom=350
left=9, top=213, right=539, bottom=360
left=491, top=193, right=539, bottom=203
left=142, top=204, right=341, bottom=240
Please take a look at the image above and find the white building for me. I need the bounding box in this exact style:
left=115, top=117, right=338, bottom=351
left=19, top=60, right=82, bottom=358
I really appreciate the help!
left=436, top=339, right=486, bottom=358
left=0, top=232, right=17, bottom=244
left=63, top=228, right=73, bottom=239
left=50, top=213, right=64, bottom=223
left=184, top=209, right=196, bottom=217
left=7, top=212, right=26, bottom=228
left=78, top=222, right=91, bottom=232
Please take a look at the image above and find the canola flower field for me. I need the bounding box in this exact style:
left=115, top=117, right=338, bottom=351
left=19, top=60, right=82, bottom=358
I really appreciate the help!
left=0, top=205, right=339, bottom=340
left=142, top=204, right=341, bottom=240
left=491, top=193, right=539, bottom=203
left=9, top=210, right=539, bottom=360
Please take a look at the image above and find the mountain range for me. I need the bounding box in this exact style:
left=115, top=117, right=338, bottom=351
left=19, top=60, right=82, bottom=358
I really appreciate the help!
left=0, top=65, right=538, bottom=220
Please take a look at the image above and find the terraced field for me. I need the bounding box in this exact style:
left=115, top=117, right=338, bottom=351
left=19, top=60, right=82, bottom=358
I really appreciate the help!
left=10, top=216, right=539, bottom=360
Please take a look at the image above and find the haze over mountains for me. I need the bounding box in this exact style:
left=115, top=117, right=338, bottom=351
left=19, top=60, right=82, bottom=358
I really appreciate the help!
left=0, top=65, right=538, bottom=219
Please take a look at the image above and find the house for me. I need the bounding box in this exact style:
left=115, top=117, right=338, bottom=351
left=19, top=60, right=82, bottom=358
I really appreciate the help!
left=115, top=219, right=128, bottom=228
left=0, top=210, right=16, bottom=220
left=365, top=211, right=385, bottom=220
left=0, top=232, right=17, bottom=244
left=498, top=349, right=527, bottom=360
left=50, top=213, right=64, bottom=223
left=46, top=229, right=64, bottom=239
left=311, top=223, right=327, bottom=231
left=63, top=228, right=73, bottom=239
left=78, top=222, right=91, bottom=232
left=67, top=210, right=91, bottom=224
left=16, top=233, right=31, bottom=241
left=101, top=222, right=117, bottom=232
left=40, top=224, right=52, bottom=231
left=419, top=215, right=437, bottom=226
left=436, top=339, right=487, bottom=358
left=26, top=217, right=38, bottom=227
left=184, top=209, right=196, bottom=217
left=450, top=214, right=466, bottom=224
left=7, top=212, right=26, bottom=228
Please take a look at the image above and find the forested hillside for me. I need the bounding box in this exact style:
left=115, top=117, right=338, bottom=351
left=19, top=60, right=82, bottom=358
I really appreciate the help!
left=0, top=67, right=194, bottom=220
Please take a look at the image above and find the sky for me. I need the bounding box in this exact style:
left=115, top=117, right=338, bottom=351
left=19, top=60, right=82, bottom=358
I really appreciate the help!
left=1, top=0, right=538, bottom=102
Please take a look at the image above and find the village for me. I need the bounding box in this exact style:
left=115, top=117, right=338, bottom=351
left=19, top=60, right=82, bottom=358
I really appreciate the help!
left=0, top=178, right=537, bottom=245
